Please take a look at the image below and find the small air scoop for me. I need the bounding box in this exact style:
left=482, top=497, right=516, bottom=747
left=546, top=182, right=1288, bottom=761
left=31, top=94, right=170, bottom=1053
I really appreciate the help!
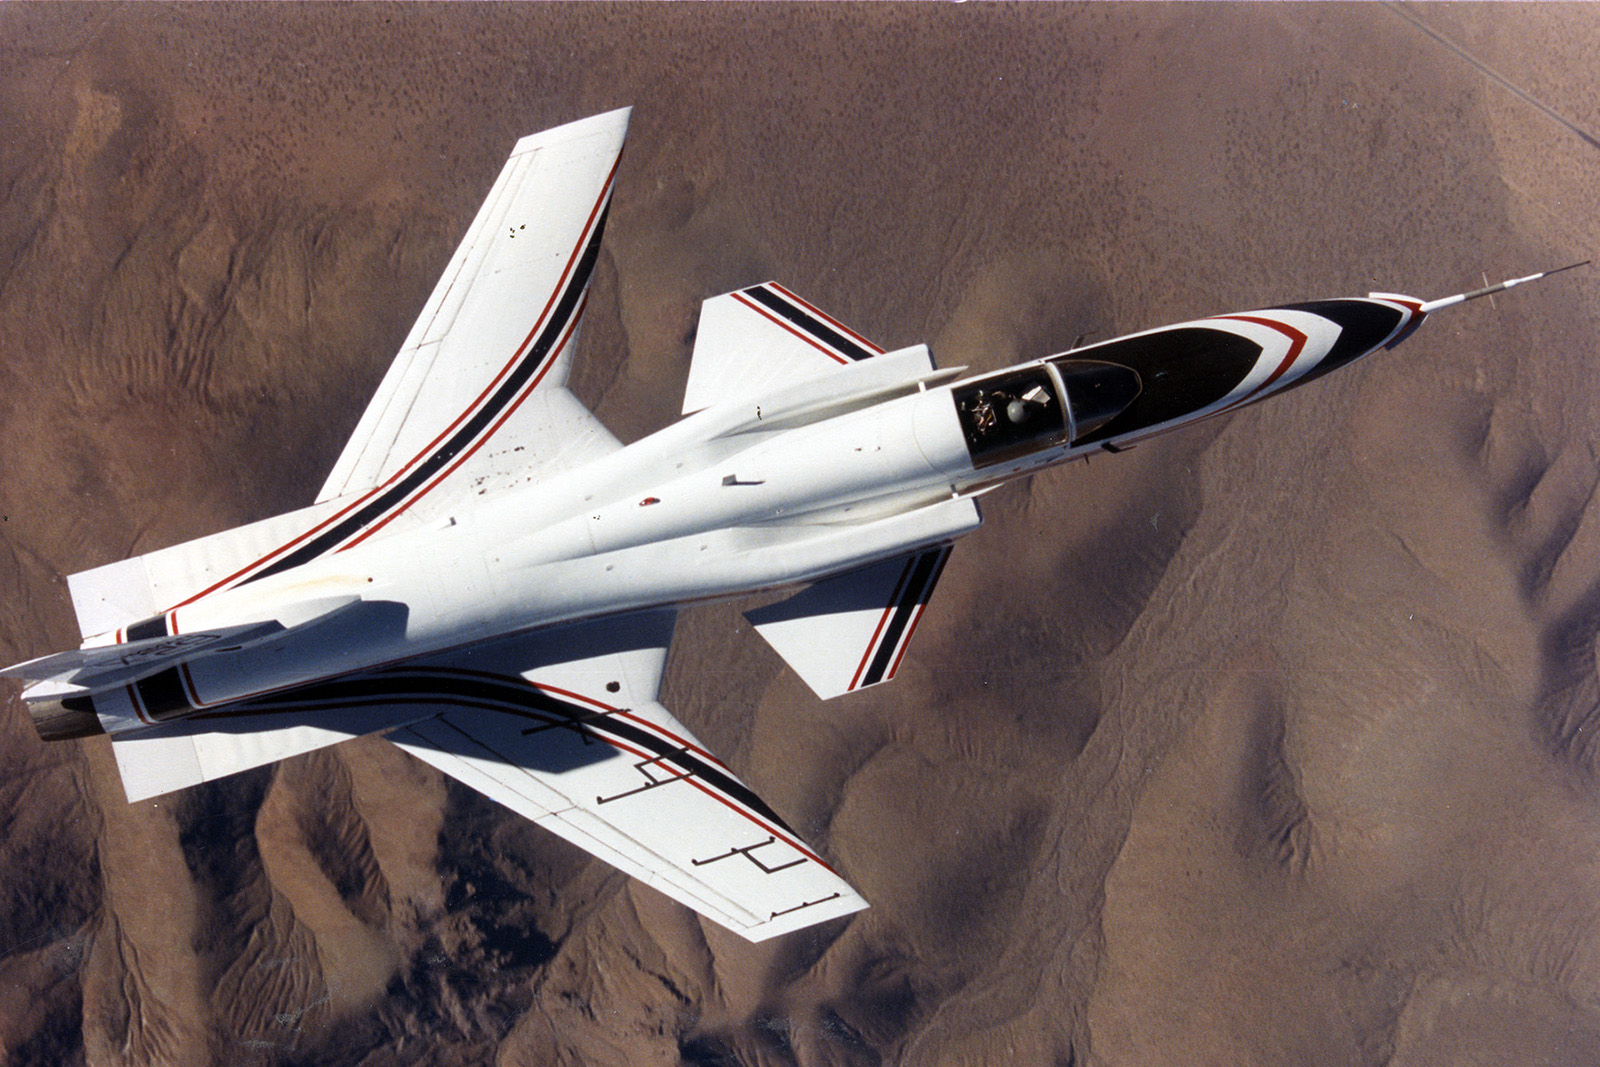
left=1054, top=360, right=1142, bottom=440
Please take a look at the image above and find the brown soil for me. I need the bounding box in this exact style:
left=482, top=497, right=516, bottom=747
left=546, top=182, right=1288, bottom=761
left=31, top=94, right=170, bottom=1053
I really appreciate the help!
left=3, top=5, right=1598, bottom=1065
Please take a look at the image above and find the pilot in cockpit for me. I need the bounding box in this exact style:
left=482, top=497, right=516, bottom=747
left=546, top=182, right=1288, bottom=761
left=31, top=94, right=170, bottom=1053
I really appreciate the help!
left=959, top=383, right=1053, bottom=442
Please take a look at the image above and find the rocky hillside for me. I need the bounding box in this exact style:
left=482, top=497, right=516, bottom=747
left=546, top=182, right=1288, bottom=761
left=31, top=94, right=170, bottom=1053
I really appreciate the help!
left=3, top=6, right=1599, bottom=1065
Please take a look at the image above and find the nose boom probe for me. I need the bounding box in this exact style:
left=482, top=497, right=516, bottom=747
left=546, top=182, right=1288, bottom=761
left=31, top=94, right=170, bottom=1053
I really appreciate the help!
left=1419, top=259, right=1589, bottom=313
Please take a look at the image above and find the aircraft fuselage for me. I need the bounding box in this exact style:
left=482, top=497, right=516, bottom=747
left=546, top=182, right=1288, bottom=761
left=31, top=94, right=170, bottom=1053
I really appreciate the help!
left=8, top=104, right=1580, bottom=943
left=51, top=293, right=1422, bottom=736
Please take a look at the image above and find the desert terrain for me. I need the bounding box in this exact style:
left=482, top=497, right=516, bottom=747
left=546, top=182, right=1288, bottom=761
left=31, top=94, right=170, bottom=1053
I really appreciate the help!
left=3, top=4, right=1599, bottom=1065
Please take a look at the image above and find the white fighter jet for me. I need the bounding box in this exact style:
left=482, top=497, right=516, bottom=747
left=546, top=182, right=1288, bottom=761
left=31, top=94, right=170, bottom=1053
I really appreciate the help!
left=3, top=108, right=1583, bottom=940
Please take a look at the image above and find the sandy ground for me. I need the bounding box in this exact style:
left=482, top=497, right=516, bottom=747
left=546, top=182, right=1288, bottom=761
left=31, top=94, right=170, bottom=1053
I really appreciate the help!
left=2, top=4, right=1599, bottom=1065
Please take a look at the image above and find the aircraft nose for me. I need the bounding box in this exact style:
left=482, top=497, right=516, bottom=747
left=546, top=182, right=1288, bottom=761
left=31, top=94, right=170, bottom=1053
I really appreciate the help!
left=1054, top=359, right=1143, bottom=440
left=1281, top=298, right=1408, bottom=387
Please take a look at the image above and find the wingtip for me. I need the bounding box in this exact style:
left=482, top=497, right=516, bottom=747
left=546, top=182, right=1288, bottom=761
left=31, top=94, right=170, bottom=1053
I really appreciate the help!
left=512, top=106, right=634, bottom=156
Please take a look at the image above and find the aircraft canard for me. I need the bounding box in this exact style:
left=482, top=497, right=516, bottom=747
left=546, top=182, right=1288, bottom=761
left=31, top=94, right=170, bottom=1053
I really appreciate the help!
left=683, top=281, right=886, bottom=414
left=5, top=108, right=1585, bottom=942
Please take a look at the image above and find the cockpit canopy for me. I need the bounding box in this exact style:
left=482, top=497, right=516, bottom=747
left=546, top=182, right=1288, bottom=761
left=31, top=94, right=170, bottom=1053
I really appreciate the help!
left=953, top=359, right=1141, bottom=467
left=953, top=366, right=1066, bottom=466
left=1050, top=358, right=1144, bottom=438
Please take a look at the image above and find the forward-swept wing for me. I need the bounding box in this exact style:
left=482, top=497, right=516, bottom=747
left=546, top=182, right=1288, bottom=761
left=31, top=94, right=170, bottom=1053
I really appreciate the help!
left=69, top=110, right=632, bottom=639
left=31, top=111, right=922, bottom=942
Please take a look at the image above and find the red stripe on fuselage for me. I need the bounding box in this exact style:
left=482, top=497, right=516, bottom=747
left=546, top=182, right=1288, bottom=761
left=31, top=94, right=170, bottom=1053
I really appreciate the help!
left=178, top=660, right=201, bottom=708
left=1216, top=314, right=1308, bottom=408
left=125, top=683, right=154, bottom=726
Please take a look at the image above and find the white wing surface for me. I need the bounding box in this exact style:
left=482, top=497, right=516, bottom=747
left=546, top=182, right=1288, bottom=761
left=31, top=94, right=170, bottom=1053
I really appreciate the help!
left=385, top=613, right=868, bottom=941
left=683, top=282, right=886, bottom=414
left=745, top=546, right=952, bottom=699
left=66, top=495, right=359, bottom=638
left=94, top=611, right=865, bottom=941
left=316, top=108, right=631, bottom=524
left=109, top=703, right=435, bottom=803
left=62, top=111, right=634, bottom=632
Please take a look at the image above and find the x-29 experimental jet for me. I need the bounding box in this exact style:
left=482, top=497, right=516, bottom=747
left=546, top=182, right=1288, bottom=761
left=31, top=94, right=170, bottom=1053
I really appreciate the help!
left=4, top=108, right=1584, bottom=940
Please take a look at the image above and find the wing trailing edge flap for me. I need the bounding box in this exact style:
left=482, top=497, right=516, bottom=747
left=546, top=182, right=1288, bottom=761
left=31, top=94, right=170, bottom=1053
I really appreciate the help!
left=683, top=282, right=890, bottom=415
left=67, top=495, right=357, bottom=640
left=746, top=545, right=955, bottom=699
left=112, top=703, right=436, bottom=804
left=384, top=610, right=866, bottom=941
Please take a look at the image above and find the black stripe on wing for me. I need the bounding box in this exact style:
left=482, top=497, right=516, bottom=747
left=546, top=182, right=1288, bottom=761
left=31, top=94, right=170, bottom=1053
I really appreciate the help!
left=242, top=201, right=612, bottom=585
left=224, top=667, right=796, bottom=833
left=860, top=546, right=950, bottom=687
left=742, top=284, right=877, bottom=362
